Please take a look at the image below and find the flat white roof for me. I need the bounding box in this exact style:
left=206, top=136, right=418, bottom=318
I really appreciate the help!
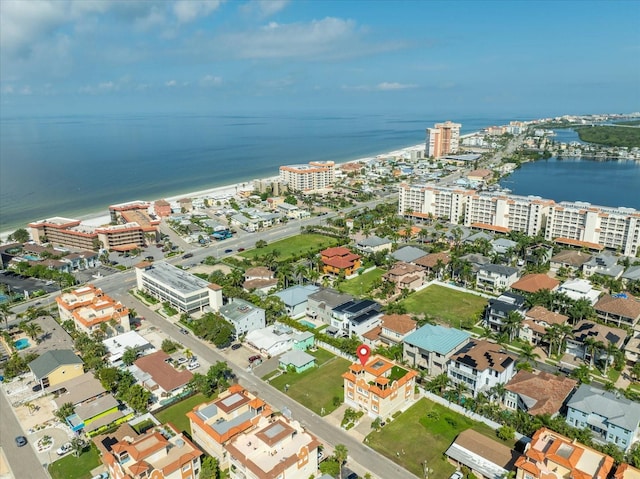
left=103, top=331, right=153, bottom=361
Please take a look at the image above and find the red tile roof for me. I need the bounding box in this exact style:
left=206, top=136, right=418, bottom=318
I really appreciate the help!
left=134, top=351, right=193, bottom=392
left=511, top=274, right=559, bottom=293
left=505, top=371, right=577, bottom=416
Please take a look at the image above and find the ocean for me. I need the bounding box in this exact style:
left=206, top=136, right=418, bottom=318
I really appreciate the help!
left=0, top=113, right=508, bottom=232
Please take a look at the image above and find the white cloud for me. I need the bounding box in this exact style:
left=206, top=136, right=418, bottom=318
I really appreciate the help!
left=213, top=17, right=397, bottom=60
left=200, top=75, right=223, bottom=87
left=165, top=80, right=177, bottom=87
left=240, top=0, right=289, bottom=18
left=20, top=85, right=33, bottom=95
left=342, top=82, right=418, bottom=91
left=173, top=0, right=221, bottom=24
left=376, top=82, right=417, bottom=91
left=2, top=85, right=15, bottom=94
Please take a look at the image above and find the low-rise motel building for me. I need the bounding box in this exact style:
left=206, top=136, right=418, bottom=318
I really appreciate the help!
left=342, top=354, right=417, bottom=419
left=135, top=261, right=223, bottom=314
left=57, top=284, right=130, bottom=334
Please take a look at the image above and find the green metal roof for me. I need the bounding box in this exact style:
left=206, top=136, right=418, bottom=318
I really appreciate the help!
left=28, top=349, right=84, bottom=380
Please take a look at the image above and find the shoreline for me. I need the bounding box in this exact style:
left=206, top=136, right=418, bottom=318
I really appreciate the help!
left=0, top=142, right=426, bottom=242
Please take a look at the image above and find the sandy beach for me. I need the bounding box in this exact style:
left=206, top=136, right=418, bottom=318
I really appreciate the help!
left=0, top=142, right=425, bottom=242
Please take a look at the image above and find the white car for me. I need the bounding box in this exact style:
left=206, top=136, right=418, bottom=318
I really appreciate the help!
left=449, top=472, right=463, bottom=479
left=187, top=362, right=200, bottom=370
left=176, top=357, right=187, bottom=364
left=56, top=442, right=72, bottom=456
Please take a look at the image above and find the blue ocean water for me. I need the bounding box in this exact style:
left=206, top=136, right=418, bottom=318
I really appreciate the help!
left=500, top=157, right=640, bottom=209
left=0, top=113, right=506, bottom=231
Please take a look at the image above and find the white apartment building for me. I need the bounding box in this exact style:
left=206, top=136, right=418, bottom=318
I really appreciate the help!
left=399, top=185, right=639, bottom=255
left=545, top=202, right=640, bottom=256
left=279, top=161, right=335, bottom=192
left=135, top=261, right=223, bottom=313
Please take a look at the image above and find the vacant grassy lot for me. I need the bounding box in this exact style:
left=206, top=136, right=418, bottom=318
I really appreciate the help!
left=239, top=234, right=341, bottom=262
left=401, top=285, right=487, bottom=326
left=48, top=445, right=101, bottom=479
left=338, top=267, right=385, bottom=297
left=266, top=350, right=350, bottom=416
left=366, top=398, right=510, bottom=478
left=154, top=393, right=208, bottom=435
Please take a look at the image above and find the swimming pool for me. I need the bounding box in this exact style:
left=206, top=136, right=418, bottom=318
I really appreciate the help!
left=22, top=254, right=41, bottom=261
left=299, top=320, right=316, bottom=329
left=14, top=338, right=30, bottom=350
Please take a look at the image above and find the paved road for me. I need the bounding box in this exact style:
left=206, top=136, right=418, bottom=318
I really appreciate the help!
left=0, top=391, right=49, bottom=479
left=118, top=294, right=418, bottom=479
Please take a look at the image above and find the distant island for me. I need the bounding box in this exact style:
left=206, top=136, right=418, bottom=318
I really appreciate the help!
left=574, top=124, right=640, bottom=148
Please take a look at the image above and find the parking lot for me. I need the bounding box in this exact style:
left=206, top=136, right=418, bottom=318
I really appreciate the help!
left=0, top=271, right=59, bottom=299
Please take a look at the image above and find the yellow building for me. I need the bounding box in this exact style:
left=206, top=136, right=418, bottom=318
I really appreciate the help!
left=28, top=349, right=84, bottom=390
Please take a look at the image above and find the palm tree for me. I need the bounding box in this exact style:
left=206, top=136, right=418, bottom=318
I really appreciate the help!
left=519, top=343, right=540, bottom=366
left=583, top=337, right=603, bottom=369
left=454, top=381, right=468, bottom=404
left=0, top=302, right=12, bottom=329
left=23, top=322, right=43, bottom=343
left=603, top=341, right=618, bottom=375
left=489, top=383, right=506, bottom=404
left=503, top=311, right=524, bottom=341
left=426, top=373, right=450, bottom=395
left=294, top=264, right=308, bottom=285
left=334, top=444, right=348, bottom=479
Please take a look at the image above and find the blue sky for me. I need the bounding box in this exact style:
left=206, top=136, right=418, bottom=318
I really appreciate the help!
left=1, top=0, right=639, bottom=117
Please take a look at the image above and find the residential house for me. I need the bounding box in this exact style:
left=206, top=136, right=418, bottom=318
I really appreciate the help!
left=491, top=238, right=517, bottom=255
left=177, top=197, right=193, bottom=212
left=132, top=350, right=193, bottom=398
left=445, top=429, right=521, bottom=479
left=219, top=298, right=266, bottom=335
left=511, top=274, right=559, bottom=295
left=383, top=262, right=425, bottom=292
left=243, top=267, right=278, bottom=295
left=225, top=414, right=320, bottom=479
left=188, top=385, right=272, bottom=468
left=414, top=252, right=451, bottom=278
left=273, top=285, right=320, bottom=319
left=625, top=331, right=640, bottom=366
left=291, top=331, right=314, bottom=351
left=459, top=253, right=492, bottom=273
left=403, top=324, right=471, bottom=377
left=342, top=354, right=417, bottom=418
left=467, top=168, right=493, bottom=183
left=594, top=294, right=640, bottom=329
left=52, top=372, right=123, bottom=433
left=57, top=284, right=130, bottom=334
left=583, top=253, right=624, bottom=279
left=525, top=244, right=554, bottom=266
left=558, top=278, right=601, bottom=304
left=103, top=331, right=154, bottom=364
left=95, top=423, right=203, bottom=479
left=549, top=250, right=592, bottom=274
left=566, top=321, right=627, bottom=361
left=504, top=371, right=577, bottom=417
left=28, top=349, right=84, bottom=390
left=330, top=299, right=382, bottom=338
left=615, top=463, right=640, bottom=479
left=514, top=427, right=614, bottom=479
left=244, top=325, right=294, bottom=357
left=320, top=246, right=361, bottom=277
left=485, top=292, right=527, bottom=333
left=566, top=384, right=640, bottom=452
left=390, top=246, right=427, bottom=264
left=354, top=236, right=392, bottom=254
left=622, top=265, right=640, bottom=286
left=448, top=339, right=517, bottom=397
left=279, top=350, right=316, bottom=373
left=306, top=288, right=353, bottom=325
left=476, top=264, right=520, bottom=293
left=379, top=314, right=418, bottom=345
left=519, top=306, right=569, bottom=346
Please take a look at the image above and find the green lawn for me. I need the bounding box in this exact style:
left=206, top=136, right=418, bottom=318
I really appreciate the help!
left=48, top=445, right=101, bottom=479
left=239, top=234, right=340, bottom=262
left=266, top=350, right=350, bottom=415
left=401, top=285, right=487, bottom=327
left=366, top=398, right=511, bottom=478
left=154, top=393, right=208, bottom=435
left=338, top=268, right=384, bottom=297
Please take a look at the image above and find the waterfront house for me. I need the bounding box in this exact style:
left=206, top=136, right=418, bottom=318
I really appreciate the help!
left=566, top=384, right=640, bottom=451
left=594, top=293, right=640, bottom=329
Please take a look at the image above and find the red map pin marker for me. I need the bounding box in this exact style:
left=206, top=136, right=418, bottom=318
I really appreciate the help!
left=357, top=344, right=371, bottom=366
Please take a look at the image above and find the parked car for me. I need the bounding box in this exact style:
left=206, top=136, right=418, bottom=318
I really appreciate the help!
left=91, top=473, right=109, bottom=479
left=187, top=362, right=200, bottom=370
left=345, top=473, right=359, bottom=479
left=224, top=249, right=233, bottom=254
left=15, top=436, right=27, bottom=447
left=182, top=253, right=193, bottom=259
left=179, top=328, right=189, bottom=335
left=56, top=442, right=72, bottom=456
left=248, top=355, right=261, bottom=363
left=176, top=357, right=188, bottom=365
left=231, top=343, right=242, bottom=350
left=237, top=247, right=245, bottom=252
left=449, top=472, right=463, bottom=479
